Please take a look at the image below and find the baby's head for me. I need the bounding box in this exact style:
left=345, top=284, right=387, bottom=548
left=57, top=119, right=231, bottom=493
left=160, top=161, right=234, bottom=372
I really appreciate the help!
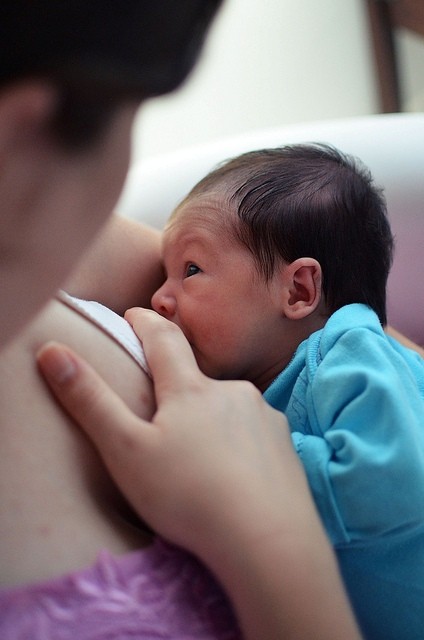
left=152, top=143, right=394, bottom=388
left=178, top=143, right=394, bottom=324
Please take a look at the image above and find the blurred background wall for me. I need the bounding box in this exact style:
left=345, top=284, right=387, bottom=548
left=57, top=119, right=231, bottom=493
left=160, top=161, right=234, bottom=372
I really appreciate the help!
left=131, top=0, right=424, bottom=162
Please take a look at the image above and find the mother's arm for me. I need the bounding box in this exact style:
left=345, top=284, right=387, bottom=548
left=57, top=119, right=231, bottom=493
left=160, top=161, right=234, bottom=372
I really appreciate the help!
left=64, top=215, right=164, bottom=314
left=386, top=326, right=424, bottom=358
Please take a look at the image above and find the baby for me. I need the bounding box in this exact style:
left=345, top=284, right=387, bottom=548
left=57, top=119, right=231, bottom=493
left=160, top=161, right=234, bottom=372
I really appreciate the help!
left=150, top=143, right=424, bottom=640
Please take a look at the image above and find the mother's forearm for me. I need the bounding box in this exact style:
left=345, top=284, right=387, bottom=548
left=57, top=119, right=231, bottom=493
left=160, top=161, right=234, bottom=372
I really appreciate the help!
left=64, top=214, right=164, bottom=314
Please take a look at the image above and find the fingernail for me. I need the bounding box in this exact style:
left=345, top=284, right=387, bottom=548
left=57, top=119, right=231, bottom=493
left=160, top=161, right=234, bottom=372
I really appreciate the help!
left=37, top=343, right=77, bottom=385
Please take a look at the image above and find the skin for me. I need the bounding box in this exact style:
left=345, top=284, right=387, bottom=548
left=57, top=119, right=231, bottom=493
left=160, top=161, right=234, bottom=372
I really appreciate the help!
left=0, top=83, right=138, bottom=349
left=0, top=299, right=155, bottom=587
left=64, top=214, right=164, bottom=315
left=387, top=326, right=424, bottom=358
left=152, top=194, right=327, bottom=390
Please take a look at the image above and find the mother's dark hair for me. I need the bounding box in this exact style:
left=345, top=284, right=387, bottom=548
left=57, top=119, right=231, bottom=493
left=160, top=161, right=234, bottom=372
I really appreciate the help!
left=0, top=1, right=222, bottom=149
left=186, top=143, right=394, bottom=325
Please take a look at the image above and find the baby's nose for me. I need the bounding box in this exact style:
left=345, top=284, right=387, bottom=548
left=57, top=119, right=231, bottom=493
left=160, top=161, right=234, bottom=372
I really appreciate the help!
left=151, top=284, right=177, bottom=320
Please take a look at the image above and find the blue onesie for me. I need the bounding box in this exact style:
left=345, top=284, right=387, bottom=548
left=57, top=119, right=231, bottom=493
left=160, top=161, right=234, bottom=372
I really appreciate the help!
left=264, top=303, right=424, bottom=640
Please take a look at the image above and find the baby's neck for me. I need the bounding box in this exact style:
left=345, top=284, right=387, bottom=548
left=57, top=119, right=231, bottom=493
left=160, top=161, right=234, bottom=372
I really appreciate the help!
left=256, top=310, right=328, bottom=392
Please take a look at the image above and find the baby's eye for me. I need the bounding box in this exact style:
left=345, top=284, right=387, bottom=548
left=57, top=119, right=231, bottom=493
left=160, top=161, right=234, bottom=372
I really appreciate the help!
left=185, top=263, right=201, bottom=278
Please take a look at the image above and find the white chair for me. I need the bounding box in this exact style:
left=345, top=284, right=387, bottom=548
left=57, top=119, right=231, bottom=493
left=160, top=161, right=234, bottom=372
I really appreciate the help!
left=119, top=113, right=424, bottom=346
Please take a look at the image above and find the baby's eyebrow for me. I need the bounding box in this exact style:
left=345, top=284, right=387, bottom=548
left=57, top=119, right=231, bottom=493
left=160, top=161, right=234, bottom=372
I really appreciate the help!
left=180, top=234, right=208, bottom=247
left=167, top=228, right=210, bottom=250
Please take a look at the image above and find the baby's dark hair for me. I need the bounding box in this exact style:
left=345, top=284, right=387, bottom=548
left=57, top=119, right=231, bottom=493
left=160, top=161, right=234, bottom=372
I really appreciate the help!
left=184, top=143, right=394, bottom=325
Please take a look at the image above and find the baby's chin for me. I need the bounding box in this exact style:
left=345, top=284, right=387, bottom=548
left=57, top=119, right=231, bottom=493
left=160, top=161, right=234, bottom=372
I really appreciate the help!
left=193, top=350, right=239, bottom=382
left=191, top=348, right=224, bottom=379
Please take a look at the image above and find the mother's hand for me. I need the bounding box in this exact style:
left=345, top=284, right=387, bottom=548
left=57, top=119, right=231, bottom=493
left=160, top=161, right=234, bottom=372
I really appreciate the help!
left=37, top=309, right=362, bottom=640
left=37, top=309, right=300, bottom=558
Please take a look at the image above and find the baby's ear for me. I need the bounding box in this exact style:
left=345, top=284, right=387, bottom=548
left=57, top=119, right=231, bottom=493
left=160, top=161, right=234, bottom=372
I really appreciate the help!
left=283, top=258, right=322, bottom=320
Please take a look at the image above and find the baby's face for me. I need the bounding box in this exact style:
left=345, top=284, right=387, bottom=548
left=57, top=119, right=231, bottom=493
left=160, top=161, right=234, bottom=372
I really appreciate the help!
left=151, top=197, right=288, bottom=390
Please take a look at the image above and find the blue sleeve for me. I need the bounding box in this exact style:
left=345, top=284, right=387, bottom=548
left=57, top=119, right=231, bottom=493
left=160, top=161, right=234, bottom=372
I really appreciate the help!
left=292, top=328, right=424, bottom=546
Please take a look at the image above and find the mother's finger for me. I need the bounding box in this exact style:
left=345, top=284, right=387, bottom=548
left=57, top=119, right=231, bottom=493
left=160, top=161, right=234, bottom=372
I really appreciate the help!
left=125, top=308, right=204, bottom=397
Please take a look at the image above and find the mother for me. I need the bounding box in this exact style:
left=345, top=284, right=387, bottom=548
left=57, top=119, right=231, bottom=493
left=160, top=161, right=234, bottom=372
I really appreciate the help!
left=1, top=3, right=361, bottom=639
